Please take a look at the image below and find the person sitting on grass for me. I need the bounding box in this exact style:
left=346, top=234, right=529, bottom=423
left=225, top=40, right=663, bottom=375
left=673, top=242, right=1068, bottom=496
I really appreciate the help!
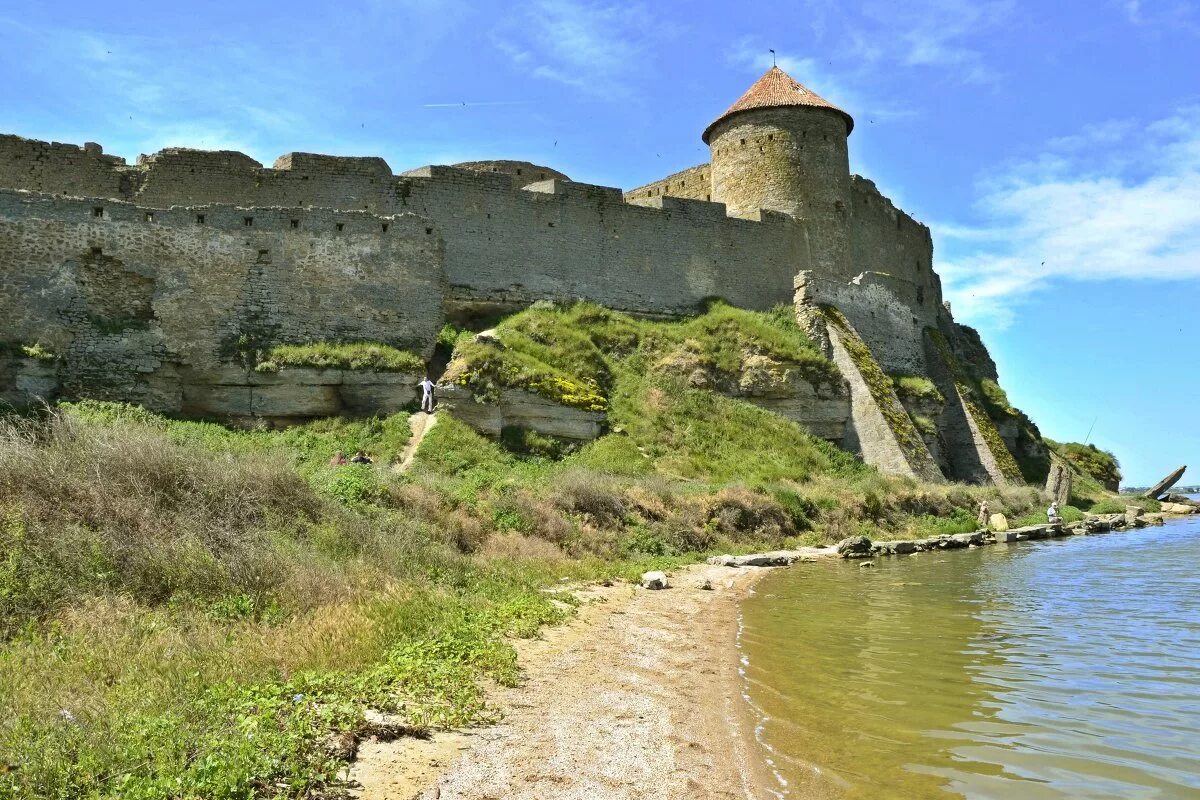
left=1047, top=501, right=1062, bottom=525
left=350, top=450, right=373, bottom=465
left=329, top=451, right=348, bottom=466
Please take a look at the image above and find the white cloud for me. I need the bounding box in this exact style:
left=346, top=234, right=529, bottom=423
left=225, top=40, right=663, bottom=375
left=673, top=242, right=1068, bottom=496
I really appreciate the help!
left=882, top=0, right=1013, bottom=82
left=491, top=0, right=667, bottom=98
left=935, top=106, right=1200, bottom=327
left=796, top=0, right=1013, bottom=85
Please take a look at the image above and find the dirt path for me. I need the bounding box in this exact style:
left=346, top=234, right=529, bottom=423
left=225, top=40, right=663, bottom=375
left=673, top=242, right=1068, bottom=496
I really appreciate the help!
left=348, top=563, right=779, bottom=800
left=394, top=412, right=437, bottom=474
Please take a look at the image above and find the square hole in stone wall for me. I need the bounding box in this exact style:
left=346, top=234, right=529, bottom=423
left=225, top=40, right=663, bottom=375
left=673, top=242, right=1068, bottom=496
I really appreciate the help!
left=92, top=207, right=103, bottom=218
left=196, top=214, right=205, bottom=224
left=144, top=212, right=154, bottom=223
left=243, top=217, right=254, bottom=226
left=336, top=223, right=344, bottom=232
left=290, top=219, right=300, bottom=229
left=381, top=223, right=389, bottom=232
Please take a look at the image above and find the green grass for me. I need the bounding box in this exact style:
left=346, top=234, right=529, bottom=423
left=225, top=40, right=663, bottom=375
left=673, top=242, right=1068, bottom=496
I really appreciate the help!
left=0, top=301, right=1120, bottom=798
left=255, top=341, right=425, bottom=374
left=890, top=373, right=944, bottom=405
left=1047, top=439, right=1122, bottom=491
left=444, top=301, right=840, bottom=411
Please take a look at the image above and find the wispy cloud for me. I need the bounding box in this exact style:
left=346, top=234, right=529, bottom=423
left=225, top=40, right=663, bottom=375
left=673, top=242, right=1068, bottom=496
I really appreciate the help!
left=935, top=106, right=1200, bottom=328
left=0, top=16, right=316, bottom=164
left=1119, top=0, right=1200, bottom=28
left=491, top=0, right=667, bottom=99
left=795, top=0, right=1013, bottom=86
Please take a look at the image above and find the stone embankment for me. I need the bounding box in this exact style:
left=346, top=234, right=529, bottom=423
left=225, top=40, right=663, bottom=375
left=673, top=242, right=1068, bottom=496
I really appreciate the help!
left=704, top=501, right=1199, bottom=571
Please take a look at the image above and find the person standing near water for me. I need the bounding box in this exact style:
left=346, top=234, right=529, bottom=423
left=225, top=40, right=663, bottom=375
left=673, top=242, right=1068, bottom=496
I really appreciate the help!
left=418, top=376, right=435, bottom=413
left=977, top=501, right=990, bottom=530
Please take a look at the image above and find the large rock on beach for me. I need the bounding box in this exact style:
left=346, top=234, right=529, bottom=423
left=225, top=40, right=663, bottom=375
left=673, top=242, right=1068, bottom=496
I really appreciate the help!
left=988, top=513, right=1009, bottom=532
left=874, top=540, right=918, bottom=555
left=836, top=536, right=873, bottom=558
left=1160, top=502, right=1197, bottom=515
left=640, top=571, right=669, bottom=590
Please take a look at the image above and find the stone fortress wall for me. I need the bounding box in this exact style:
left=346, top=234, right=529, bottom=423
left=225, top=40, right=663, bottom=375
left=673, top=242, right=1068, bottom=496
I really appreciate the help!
left=0, top=65, right=1031, bottom=484
left=0, top=136, right=804, bottom=319
left=0, top=188, right=444, bottom=414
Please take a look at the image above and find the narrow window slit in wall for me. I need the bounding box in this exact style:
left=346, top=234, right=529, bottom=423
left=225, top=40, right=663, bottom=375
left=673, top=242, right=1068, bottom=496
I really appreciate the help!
left=381, top=223, right=389, bottom=232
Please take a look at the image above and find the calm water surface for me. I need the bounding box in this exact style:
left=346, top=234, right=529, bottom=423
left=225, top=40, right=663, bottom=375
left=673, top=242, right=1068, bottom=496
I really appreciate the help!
left=739, top=509, right=1200, bottom=799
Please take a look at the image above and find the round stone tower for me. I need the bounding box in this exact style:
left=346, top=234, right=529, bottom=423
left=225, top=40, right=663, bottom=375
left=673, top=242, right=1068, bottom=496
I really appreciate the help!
left=703, top=66, right=855, bottom=275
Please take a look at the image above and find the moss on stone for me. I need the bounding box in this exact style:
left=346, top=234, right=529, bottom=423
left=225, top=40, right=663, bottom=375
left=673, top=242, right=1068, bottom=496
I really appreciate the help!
left=911, top=414, right=938, bottom=436
left=926, top=329, right=1024, bottom=483
left=1, top=342, right=58, bottom=362
left=819, top=306, right=929, bottom=466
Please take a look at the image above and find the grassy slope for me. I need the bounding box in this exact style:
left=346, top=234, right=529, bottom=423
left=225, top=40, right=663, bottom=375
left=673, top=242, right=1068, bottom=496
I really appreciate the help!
left=1, top=302, right=1131, bottom=799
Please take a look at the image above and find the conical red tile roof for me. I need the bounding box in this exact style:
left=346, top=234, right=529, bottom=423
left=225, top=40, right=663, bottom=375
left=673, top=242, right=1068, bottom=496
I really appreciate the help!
left=702, top=66, right=853, bottom=142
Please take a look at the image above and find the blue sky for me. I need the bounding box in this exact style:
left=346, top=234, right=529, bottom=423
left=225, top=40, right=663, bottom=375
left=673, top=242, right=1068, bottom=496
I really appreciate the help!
left=1, top=0, right=1197, bottom=484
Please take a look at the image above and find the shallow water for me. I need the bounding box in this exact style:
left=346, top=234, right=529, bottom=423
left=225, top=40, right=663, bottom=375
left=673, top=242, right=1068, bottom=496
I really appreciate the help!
left=739, top=512, right=1200, bottom=799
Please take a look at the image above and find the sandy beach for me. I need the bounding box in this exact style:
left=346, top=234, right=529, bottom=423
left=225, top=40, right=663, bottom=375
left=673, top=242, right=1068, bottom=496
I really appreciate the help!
left=349, top=562, right=778, bottom=800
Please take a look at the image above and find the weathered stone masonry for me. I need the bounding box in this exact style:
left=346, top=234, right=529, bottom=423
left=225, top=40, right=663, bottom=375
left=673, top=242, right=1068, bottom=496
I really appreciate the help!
left=0, top=65, right=1036, bottom=483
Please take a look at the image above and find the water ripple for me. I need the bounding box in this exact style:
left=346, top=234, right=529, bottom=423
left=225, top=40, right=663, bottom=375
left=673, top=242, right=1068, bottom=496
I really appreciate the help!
left=738, top=514, right=1200, bottom=799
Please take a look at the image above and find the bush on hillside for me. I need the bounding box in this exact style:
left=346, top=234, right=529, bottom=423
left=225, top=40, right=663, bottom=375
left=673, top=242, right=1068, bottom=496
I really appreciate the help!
left=1049, top=440, right=1122, bottom=491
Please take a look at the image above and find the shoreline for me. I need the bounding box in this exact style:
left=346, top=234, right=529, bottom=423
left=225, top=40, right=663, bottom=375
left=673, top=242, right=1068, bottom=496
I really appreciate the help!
left=348, top=507, right=1200, bottom=799
left=348, top=561, right=783, bottom=799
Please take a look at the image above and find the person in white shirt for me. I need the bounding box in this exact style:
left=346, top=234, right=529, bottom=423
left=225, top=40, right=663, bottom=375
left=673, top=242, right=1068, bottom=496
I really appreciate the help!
left=1047, top=501, right=1061, bottom=524
left=418, top=376, right=435, bottom=412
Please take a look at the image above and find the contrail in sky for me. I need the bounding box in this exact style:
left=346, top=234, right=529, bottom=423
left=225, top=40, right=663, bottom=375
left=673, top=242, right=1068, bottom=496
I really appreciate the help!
left=422, top=101, right=535, bottom=108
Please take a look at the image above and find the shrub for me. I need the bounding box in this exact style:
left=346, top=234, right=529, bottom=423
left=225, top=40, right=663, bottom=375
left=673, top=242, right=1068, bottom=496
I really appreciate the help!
left=1048, top=440, right=1122, bottom=490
